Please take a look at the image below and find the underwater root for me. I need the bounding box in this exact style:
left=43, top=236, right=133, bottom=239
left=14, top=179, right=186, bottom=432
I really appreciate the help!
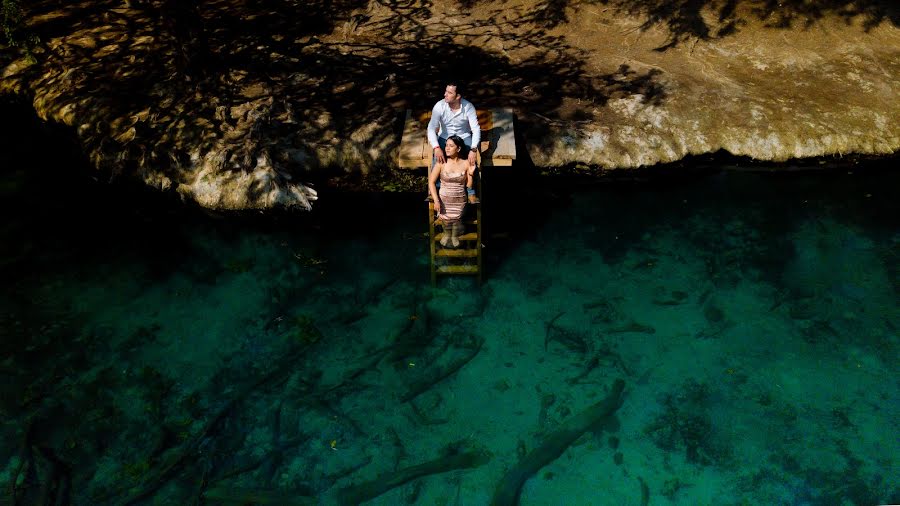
left=608, top=321, right=655, bottom=334
left=638, top=476, right=650, bottom=506
left=400, top=336, right=484, bottom=402
left=491, top=378, right=626, bottom=506
left=8, top=418, right=73, bottom=506
left=95, top=345, right=313, bottom=505
left=543, top=311, right=566, bottom=351
left=8, top=421, right=33, bottom=505
left=568, top=347, right=632, bottom=384
left=335, top=443, right=491, bottom=505
left=202, top=486, right=317, bottom=505
left=203, top=445, right=489, bottom=505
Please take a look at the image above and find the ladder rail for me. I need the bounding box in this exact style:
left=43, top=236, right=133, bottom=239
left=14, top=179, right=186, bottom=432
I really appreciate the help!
left=476, top=169, right=483, bottom=285
left=428, top=185, right=483, bottom=286
left=428, top=199, right=436, bottom=286
left=426, top=122, right=494, bottom=286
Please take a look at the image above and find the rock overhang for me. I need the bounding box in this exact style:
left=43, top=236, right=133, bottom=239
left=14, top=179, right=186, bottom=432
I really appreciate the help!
left=1, top=0, right=897, bottom=209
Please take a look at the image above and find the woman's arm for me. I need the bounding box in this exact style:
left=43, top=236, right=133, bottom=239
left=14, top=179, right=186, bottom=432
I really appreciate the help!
left=466, top=160, right=477, bottom=203
left=429, top=163, right=442, bottom=213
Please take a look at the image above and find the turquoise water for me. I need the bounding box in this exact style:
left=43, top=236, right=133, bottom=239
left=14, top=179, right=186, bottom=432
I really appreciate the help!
left=1, top=117, right=898, bottom=505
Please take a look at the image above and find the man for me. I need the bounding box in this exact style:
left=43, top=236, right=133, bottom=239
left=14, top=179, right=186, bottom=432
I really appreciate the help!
left=427, top=83, right=480, bottom=189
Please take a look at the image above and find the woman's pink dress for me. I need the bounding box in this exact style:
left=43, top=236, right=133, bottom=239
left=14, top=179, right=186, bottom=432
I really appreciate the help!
left=436, top=168, right=466, bottom=224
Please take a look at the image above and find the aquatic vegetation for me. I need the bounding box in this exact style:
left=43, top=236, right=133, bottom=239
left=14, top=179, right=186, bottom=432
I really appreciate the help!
left=583, top=297, right=621, bottom=324
left=289, top=314, right=322, bottom=346
left=2, top=158, right=897, bottom=504
left=224, top=257, right=255, bottom=273
left=644, top=379, right=730, bottom=466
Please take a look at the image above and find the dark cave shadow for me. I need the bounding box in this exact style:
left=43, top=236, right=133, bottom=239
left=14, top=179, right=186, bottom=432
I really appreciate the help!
left=14, top=0, right=894, bottom=210
left=15, top=0, right=671, bottom=205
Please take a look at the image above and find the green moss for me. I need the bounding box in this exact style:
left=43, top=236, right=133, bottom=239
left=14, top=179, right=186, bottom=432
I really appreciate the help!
left=289, top=314, right=322, bottom=345
left=224, top=257, right=255, bottom=273
left=121, top=459, right=151, bottom=481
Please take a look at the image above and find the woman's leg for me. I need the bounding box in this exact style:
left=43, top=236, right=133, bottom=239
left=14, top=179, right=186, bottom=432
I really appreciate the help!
left=450, top=221, right=461, bottom=248
left=440, top=220, right=450, bottom=247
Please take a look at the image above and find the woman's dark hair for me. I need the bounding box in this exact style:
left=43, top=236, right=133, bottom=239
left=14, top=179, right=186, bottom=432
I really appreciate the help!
left=446, top=135, right=469, bottom=157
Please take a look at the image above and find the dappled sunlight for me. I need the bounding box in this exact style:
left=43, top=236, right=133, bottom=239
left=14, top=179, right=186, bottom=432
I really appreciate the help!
left=1, top=0, right=898, bottom=209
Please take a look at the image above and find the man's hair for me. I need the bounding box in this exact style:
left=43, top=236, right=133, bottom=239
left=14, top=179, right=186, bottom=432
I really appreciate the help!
left=446, top=82, right=463, bottom=96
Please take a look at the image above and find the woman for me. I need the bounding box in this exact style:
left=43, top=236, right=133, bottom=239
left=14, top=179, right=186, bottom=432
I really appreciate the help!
left=428, top=135, right=476, bottom=248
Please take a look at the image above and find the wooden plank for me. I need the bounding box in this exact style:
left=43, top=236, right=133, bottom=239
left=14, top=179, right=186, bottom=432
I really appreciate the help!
left=435, top=232, right=478, bottom=241
left=435, top=249, right=478, bottom=257
left=400, top=107, right=516, bottom=169
left=436, top=265, right=479, bottom=274
left=476, top=109, right=493, bottom=131
left=477, top=109, right=494, bottom=165
left=400, top=109, right=429, bottom=168
left=491, top=108, right=516, bottom=160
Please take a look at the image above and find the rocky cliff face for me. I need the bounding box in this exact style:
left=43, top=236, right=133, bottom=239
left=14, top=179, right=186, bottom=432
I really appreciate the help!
left=2, top=0, right=897, bottom=209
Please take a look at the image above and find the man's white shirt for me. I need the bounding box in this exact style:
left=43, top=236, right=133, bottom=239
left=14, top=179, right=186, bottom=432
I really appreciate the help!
left=427, top=99, right=481, bottom=149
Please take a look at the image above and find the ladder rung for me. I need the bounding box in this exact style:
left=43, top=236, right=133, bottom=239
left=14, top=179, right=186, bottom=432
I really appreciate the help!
left=435, top=248, right=478, bottom=257
left=436, top=265, right=479, bottom=274
left=434, top=232, right=478, bottom=242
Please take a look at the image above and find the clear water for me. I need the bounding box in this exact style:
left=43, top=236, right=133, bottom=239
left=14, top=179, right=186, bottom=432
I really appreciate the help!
left=1, top=115, right=897, bottom=505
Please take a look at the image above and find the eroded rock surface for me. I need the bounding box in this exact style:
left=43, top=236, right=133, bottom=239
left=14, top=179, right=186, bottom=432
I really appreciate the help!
left=2, top=0, right=898, bottom=209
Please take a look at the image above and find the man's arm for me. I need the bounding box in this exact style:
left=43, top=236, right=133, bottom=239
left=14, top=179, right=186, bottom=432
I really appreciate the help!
left=427, top=102, right=442, bottom=149
left=429, top=163, right=443, bottom=213
left=466, top=102, right=481, bottom=149
left=427, top=102, right=446, bottom=164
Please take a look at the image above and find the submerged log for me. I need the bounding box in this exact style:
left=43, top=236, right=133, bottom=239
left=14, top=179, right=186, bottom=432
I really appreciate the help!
left=335, top=444, right=491, bottom=505
left=202, top=486, right=316, bottom=505
left=491, top=379, right=626, bottom=506
left=400, top=336, right=484, bottom=403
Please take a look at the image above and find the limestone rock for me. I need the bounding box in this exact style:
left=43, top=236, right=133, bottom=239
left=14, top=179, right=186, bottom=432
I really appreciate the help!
left=1, top=1, right=897, bottom=210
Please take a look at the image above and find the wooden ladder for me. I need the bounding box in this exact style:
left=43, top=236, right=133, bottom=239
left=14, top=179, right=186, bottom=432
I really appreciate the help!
left=428, top=175, right=483, bottom=286
left=401, top=107, right=515, bottom=285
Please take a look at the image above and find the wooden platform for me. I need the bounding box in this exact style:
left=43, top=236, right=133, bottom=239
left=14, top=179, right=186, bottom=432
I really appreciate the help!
left=399, top=108, right=516, bottom=168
